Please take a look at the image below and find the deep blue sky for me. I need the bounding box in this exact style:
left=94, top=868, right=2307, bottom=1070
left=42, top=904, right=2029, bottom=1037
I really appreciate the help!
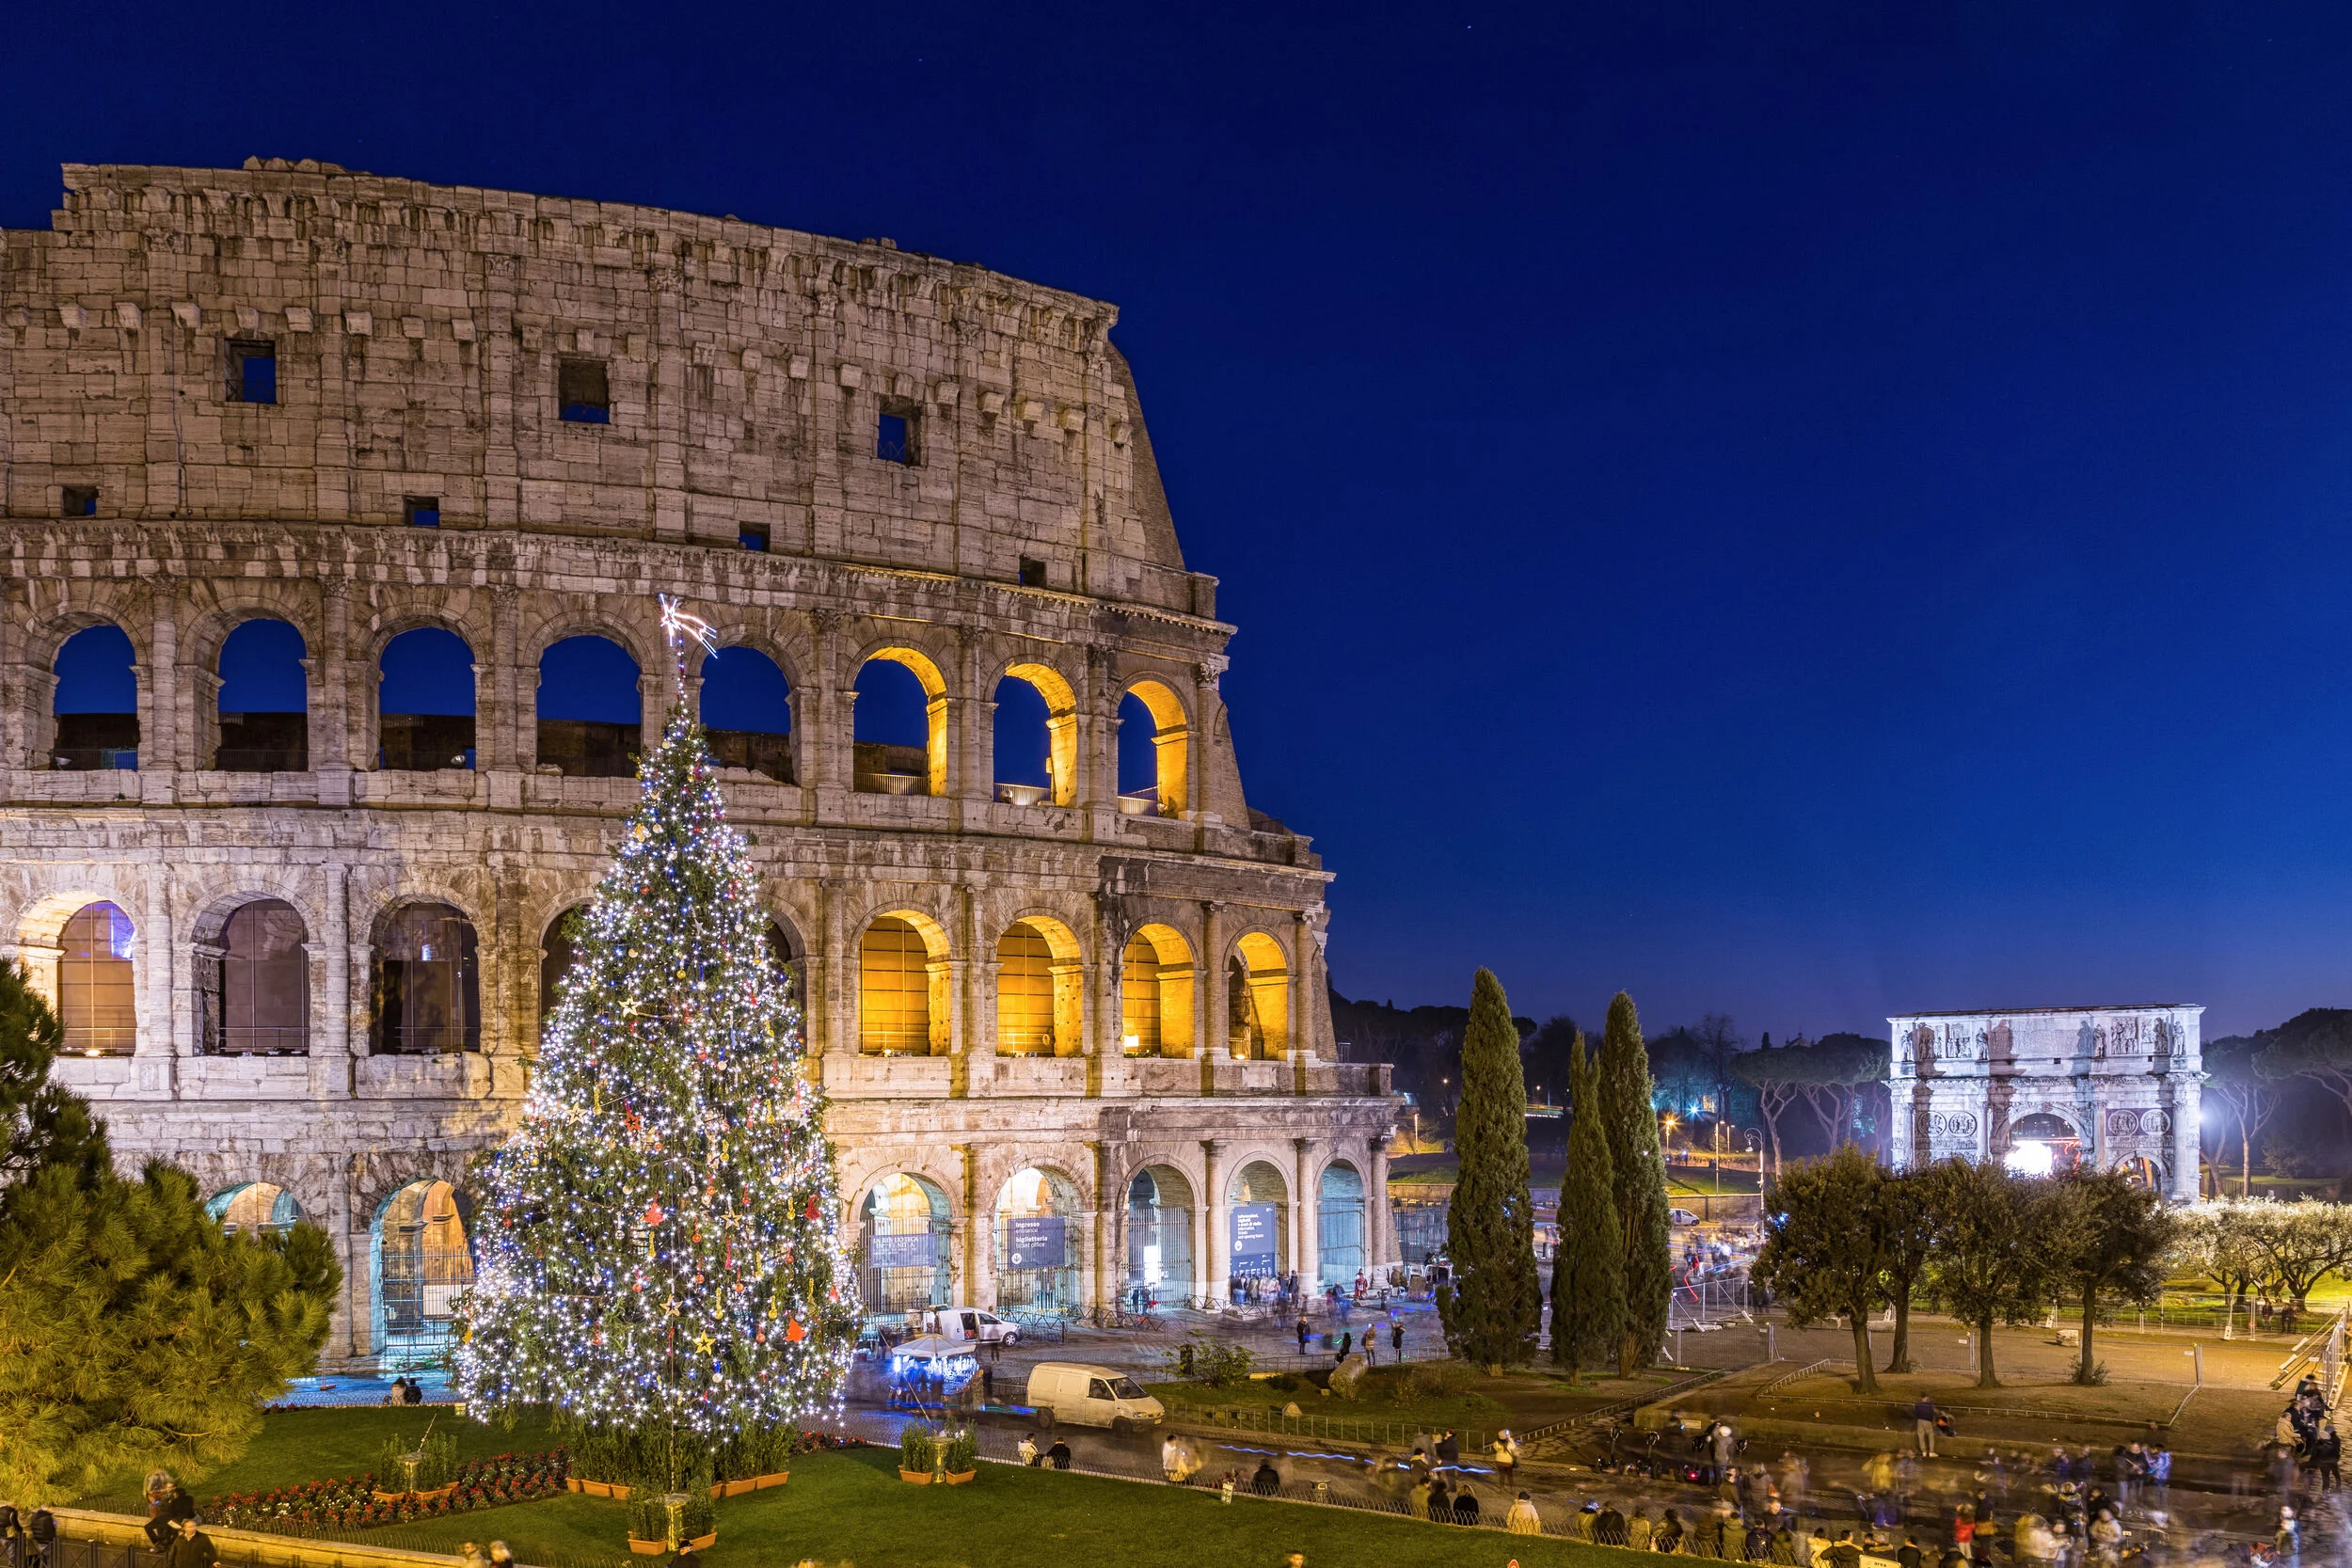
left=15, top=2, right=2352, bottom=1039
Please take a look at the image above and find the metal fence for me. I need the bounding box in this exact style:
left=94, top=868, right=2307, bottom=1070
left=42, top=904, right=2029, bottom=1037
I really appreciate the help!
left=1669, top=1272, right=1752, bottom=1331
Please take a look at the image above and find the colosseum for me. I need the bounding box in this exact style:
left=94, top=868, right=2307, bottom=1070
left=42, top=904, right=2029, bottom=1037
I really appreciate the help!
left=0, top=157, right=1399, bottom=1370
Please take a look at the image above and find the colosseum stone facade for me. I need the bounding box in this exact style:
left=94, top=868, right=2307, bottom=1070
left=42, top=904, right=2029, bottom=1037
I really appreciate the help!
left=0, top=158, right=1399, bottom=1369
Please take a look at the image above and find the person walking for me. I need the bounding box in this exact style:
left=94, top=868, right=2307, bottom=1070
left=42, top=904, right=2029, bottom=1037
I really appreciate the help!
left=1391, top=1319, right=1405, bottom=1358
left=1507, top=1492, right=1543, bottom=1534
left=1296, top=1315, right=1311, bottom=1355
left=1334, top=1330, right=1352, bottom=1365
left=143, top=1485, right=195, bottom=1552
left=2312, top=1425, right=2342, bottom=1492
left=164, top=1517, right=215, bottom=1568
left=1915, top=1395, right=1942, bottom=1459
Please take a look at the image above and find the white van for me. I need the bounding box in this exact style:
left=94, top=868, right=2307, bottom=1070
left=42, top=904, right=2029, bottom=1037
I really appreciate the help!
left=1024, top=1361, right=1165, bottom=1434
left=921, top=1305, right=1021, bottom=1347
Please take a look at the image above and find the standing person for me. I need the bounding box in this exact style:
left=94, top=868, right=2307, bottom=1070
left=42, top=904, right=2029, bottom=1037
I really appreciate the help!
left=1295, top=1314, right=1311, bottom=1354
left=1334, top=1330, right=1352, bottom=1365
left=1915, top=1395, right=1942, bottom=1459
left=1714, top=1420, right=1740, bottom=1486
left=2146, top=1444, right=2171, bottom=1510
left=1491, top=1429, right=1520, bottom=1482
left=2313, top=1426, right=2343, bottom=1493
left=1507, top=1492, right=1543, bottom=1534
left=164, top=1517, right=214, bottom=1568
left=23, top=1510, right=52, bottom=1568
left=143, top=1485, right=195, bottom=1550
left=0, top=1500, right=21, bottom=1568
left=1435, top=1429, right=1460, bottom=1469
left=1780, top=1451, right=1811, bottom=1516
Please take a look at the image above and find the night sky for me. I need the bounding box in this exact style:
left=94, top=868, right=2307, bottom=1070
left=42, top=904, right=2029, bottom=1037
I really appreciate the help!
left=14, top=3, right=2352, bottom=1039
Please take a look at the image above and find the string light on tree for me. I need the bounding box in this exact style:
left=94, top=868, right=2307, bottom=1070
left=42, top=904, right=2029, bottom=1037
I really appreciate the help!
left=454, top=598, right=857, bottom=1438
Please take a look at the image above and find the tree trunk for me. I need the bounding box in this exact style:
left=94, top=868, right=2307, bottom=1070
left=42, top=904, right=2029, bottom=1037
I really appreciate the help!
left=2243, top=1127, right=2253, bottom=1197
left=2078, top=1282, right=2097, bottom=1383
left=1619, top=1328, right=1639, bottom=1380
left=1851, top=1312, right=1880, bottom=1394
left=1977, top=1313, right=2000, bottom=1387
left=1886, top=1288, right=1913, bottom=1373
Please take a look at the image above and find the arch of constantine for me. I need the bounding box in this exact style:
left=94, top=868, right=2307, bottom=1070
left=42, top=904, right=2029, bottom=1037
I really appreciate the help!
left=1885, top=1004, right=2202, bottom=1203
left=0, top=158, right=1400, bottom=1368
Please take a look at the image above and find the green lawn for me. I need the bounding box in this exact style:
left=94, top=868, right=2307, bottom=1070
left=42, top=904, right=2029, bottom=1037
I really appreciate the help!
left=382, top=1445, right=1648, bottom=1568
left=74, top=1406, right=564, bottom=1513
left=1146, top=1366, right=1512, bottom=1438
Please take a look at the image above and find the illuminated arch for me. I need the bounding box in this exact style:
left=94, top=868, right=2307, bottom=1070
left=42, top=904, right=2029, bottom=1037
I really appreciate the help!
left=1227, top=930, right=1290, bottom=1060
left=998, top=660, right=1079, bottom=806
left=56, top=900, right=136, bottom=1056
left=370, top=901, right=482, bottom=1055
left=994, top=1165, right=1082, bottom=1316
left=853, top=646, right=949, bottom=798
left=995, top=915, right=1082, bottom=1057
left=1117, top=677, right=1190, bottom=818
left=1120, top=923, right=1196, bottom=1057
left=858, top=910, right=950, bottom=1055
left=1125, top=1164, right=1196, bottom=1303
left=858, top=1172, right=954, bottom=1316
left=371, top=1179, right=474, bottom=1369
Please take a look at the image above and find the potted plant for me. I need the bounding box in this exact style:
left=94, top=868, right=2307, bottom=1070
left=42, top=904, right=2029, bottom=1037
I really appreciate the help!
left=940, top=1429, right=977, bottom=1485
left=898, top=1423, right=938, bottom=1483
left=626, top=1490, right=718, bottom=1555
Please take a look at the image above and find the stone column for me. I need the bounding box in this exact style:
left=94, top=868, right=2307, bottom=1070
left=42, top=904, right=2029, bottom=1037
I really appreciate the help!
left=819, top=878, right=848, bottom=1054
left=1201, top=902, right=1230, bottom=1066
left=147, top=591, right=181, bottom=779
left=135, top=877, right=175, bottom=1093
left=961, top=1144, right=995, bottom=1310
left=317, top=581, right=353, bottom=794
left=1202, top=1139, right=1228, bottom=1306
left=2169, top=1075, right=2201, bottom=1205
left=1368, top=1142, right=1393, bottom=1274
left=637, top=673, right=663, bottom=761
left=1295, top=1137, right=1322, bottom=1290
left=328, top=1158, right=360, bottom=1361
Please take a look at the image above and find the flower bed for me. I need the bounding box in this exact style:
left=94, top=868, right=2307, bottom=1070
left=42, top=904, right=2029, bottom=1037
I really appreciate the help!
left=208, top=1449, right=570, bottom=1532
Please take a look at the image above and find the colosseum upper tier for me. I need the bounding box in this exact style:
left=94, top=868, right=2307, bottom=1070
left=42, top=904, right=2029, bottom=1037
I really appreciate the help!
left=0, top=158, right=1398, bottom=1369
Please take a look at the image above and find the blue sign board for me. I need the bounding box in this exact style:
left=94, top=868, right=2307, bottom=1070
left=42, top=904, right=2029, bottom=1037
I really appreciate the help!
left=1230, top=1203, right=1279, bottom=1278
left=1006, top=1214, right=1067, bottom=1269
left=871, top=1230, right=936, bottom=1271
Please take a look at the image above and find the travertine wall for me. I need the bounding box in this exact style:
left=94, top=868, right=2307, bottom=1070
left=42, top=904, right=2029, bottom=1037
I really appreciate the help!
left=0, top=160, right=1399, bottom=1367
left=1884, top=1005, right=2202, bottom=1203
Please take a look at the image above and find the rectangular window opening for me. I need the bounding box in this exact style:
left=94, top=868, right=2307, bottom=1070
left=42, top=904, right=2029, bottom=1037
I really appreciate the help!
left=1018, top=557, right=1047, bottom=588
left=740, top=521, right=771, bottom=553
left=558, top=357, right=611, bottom=424
left=404, top=496, right=441, bottom=529
left=228, top=339, right=278, bottom=404
left=61, top=485, right=98, bottom=518
left=877, top=401, right=920, bottom=465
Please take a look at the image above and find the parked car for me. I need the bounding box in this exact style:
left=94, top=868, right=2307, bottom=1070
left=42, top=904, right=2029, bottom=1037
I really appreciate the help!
left=922, top=1305, right=1021, bottom=1346
left=1668, top=1207, right=1702, bottom=1226
left=1025, top=1361, right=1165, bottom=1434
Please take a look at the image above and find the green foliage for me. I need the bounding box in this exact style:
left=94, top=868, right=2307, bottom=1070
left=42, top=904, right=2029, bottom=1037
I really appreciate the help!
left=456, top=705, right=857, bottom=1445
left=1161, top=1332, right=1256, bottom=1387
left=1435, top=969, right=1542, bottom=1370
left=2047, top=1167, right=2176, bottom=1381
left=1752, top=1144, right=1892, bottom=1393
left=626, top=1487, right=715, bottom=1545
left=1877, top=1171, right=1933, bottom=1374
left=941, top=1429, right=977, bottom=1475
left=1916, top=1159, right=2062, bottom=1386
left=1389, top=1361, right=1476, bottom=1404
left=0, top=960, right=341, bottom=1505
left=2072, top=1359, right=2110, bottom=1386
left=714, top=1423, right=797, bottom=1481
left=1549, top=1031, right=1625, bottom=1375
left=373, top=1430, right=458, bottom=1491
left=1598, top=991, right=1672, bottom=1375
left=898, top=1423, right=938, bottom=1473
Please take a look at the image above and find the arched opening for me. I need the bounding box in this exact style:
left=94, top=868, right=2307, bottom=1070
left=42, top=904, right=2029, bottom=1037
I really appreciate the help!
left=207, top=1181, right=304, bottom=1237
left=859, top=1172, right=953, bottom=1319
left=536, top=635, right=642, bottom=778
left=539, top=905, right=589, bottom=1022
left=378, top=627, right=476, bottom=771
left=51, top=624, right=138, bottom=770
left=58, top=901, right=136, bottom=1056
left=371, top=903, right=481, bottom=1054
left=852, top=650, right=946, bottom=797
left=1227, top=932, right=1290, bottom=1060
left=215, top=618, right=308, bottom=772
left=2115, top=1154, right=2164, bottom=1191
left=995, top=663, right=1076, bottom=806
left=1317, top=1162, right=1367, bottom=1288
left=1120, top=924, right=1196, bottom=1057
left=995, top=1166, right=1080, bottom=1316
left=372, top=1180, right=473, bottom=1369
left=1227, top=1160, right=1291, bottom=1291
left=858, top=912, right=948, bottom=1055
left=201, top=898, right=309, bottom=1056
left=994, top=917, right=1081, bottom=1057
left=765, top=918, right=802, bottom=1006
left=2004, top=1112, right=2082, bottom=1177
left=699, top=646, right=793, bottom=783
left=1117, top=680, right=1189, bottom=817
left=1125, top=1165, right=1195, bottom=1305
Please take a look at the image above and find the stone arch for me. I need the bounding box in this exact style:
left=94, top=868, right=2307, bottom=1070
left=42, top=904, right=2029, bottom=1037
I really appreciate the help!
left=854, top=1169, right=956, bottom=1316
left=206, top=1180, right=309, bottom=1235
left=993, top=1163, right=1085, bottom=1316
left=40, top=615, right=144, bottom=772
left=367, top=899, right=484, bottom=1055
left=189, top=890, right=315, bottom=1056
left=1123, top=1162, right=1198, bottom=1305
left=51, top=898, right=138, bottom=1057
left=1227, top=928, right=1291, bottom=1060
left=857, top=909, right=951, bottom=1055
left=210, top=615, right=310, bottom=773
left=1115, top=674, right=1190, bottom=817
left=537, top=901, right=594, bottom=1022
left=997, top=658, right=1080, bottom=806
left=697, top=642, right=794, bottom=783
left=1225, top=1156, right=1292, bottom=1280
left=1315, top=1159, right=1368, bottom=1287
left=534, top=632, right=644, bottom=778
left=368, top=1176, right=476, bottom=1370
left=374, top=625, right=479, bottom=772
left=851, top=641, right=951, bottom=798
left=1120, top=922, right=1196, bottom=1057
left=993, top=913, right=1082, bottom=1057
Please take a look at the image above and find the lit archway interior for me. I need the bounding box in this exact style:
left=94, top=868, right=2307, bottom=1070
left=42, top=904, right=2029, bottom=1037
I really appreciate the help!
left=860, top=1172, right=953, bottom=1317
left=1120, top=924, right=1196, bottom=1057
left=995, top=917, right=1081, bottom=1056
left=372, top=1179, right=472, bottom=1369
left=58, top=901, right=135, bottom=1057
left=994, top=1166, right=1080, bottom=1315
left=1227, top=1159, right=1291, bottom=1282
left=208, top=1181, right=304, bottom=1236
left=1317, top=1162, right=1367, bottom=1287
left=995, top=663, right=1077, bottom=806
left=372, top=903, right=482, bottom=1055
left=1125, top=1164, right=1196, bottom=1303
left=2003, top=1112, right=2082, bottom=1177
left=859, top=912, right=948, bottom=1054
left=1117, top=680, right=1188, bottom=816
left=209, top=898, right=309, bottom=1056
left=853, top=649, right=946, bottom=797
left=1227, top=931, right=1290, bottom=1060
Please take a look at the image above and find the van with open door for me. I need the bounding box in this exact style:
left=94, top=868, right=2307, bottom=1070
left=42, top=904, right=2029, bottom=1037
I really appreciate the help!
left=1023, top=1362, right=1165, bottom=1434
left=921, top=1305, right=1021, bottom=1347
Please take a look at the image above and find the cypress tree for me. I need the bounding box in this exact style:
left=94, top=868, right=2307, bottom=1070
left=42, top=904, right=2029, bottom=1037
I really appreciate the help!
left=1598, top=990, right=1673, bottom=1375
left=1549, top=1031, right=1625, bottom=1375
left=1435, top=967, right=1542, bottom=1370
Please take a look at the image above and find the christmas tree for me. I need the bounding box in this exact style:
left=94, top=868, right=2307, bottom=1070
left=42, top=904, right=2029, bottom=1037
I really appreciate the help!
left=456, top=602, right=856, bottom=1460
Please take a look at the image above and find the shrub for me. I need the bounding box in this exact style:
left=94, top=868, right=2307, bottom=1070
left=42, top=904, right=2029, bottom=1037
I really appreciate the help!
left=716, top=1423, right=797, bottom=1481
left=1160, top=1331, right=1257, bottom=1388
left=1391, top=1361, right=1476, bottom=1405
left=373, top=1431, right=458, bottom=1491
left=941, top=1429, right=977, bottom=1475
left=2072, top=1359, right=2111, bottom=1386
left=899, top=1423, right=938, bottom=1473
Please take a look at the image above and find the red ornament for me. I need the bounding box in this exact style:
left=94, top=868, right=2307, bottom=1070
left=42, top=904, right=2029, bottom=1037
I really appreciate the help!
left=804, top=1196, right=821, bottom=1221
left=784, top=1318, right=807, bottom=1343
left=644, top=1201, right=665, bottom=1227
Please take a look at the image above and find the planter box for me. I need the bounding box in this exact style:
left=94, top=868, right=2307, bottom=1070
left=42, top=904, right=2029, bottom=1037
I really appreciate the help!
left=567, top=1479, right=626, bottom=1498
left=898, top=1468, right=933, bottom=1485
left=628, top=1531, right=715, bottom=1557
left=368, top=1483, right=457, bottom=1504
left=943, top=1470, right=977, bottom=1485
